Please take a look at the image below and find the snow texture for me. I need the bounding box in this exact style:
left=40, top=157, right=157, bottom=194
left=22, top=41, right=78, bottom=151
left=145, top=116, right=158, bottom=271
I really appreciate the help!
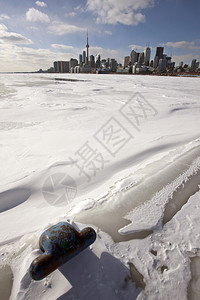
left=0, top=73, right=200, bottom=299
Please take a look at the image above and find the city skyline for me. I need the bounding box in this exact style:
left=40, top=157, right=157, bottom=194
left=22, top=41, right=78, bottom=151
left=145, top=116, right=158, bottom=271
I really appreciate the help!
left=51, top=36, right=199, bottom=75
left=0, top=0, right=200, bottom=72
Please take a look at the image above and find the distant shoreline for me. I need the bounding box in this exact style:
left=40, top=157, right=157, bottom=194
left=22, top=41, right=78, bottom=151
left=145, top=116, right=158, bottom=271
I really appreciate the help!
left=0, top=72, right=200, bottom=78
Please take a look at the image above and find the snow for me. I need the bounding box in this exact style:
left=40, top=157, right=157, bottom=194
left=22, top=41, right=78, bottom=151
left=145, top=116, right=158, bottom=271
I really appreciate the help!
left=0, top=73, right=200, bottom=299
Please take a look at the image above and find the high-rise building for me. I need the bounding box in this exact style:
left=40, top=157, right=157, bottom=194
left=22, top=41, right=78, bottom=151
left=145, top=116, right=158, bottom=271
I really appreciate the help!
left=89, top=55, right=95, bottom=68
left=95, top=54, right=101, bottom=68
left=138, top=52, right=144, bottom=66
left=168, top=61, right=175, bottom=71
left=101, top=59, right=107, bottom=68
left=144, top=47, right=151, bottom=66
left=53, top=61, right=69, bottom=73
left=153, top=56, right=159, bottom=68
left=179, top=61, right=183, bottom=68
left=158, top=58, right=167, bottom=73
left=107, top=58, right=110, bottom=68
left=130, top=49, right=138, bottom=65
left=124, top=56, right=130, bottom=68
left=156, top=47, right=164, bottom=60
left=69, top=58, right=78, bottom=70
left=63, top=61, right=69, bottom=73
left=110, top=59, right=117, bottom=72
left=191, top=59, right=197, bottom=71
left=86, top=31, right=89, bottom=65
left=83, top=51, right=86, bottom=64
left=165, top=56, right=171, bottom=67
left=54, top=61, right=59, bottom=72
left=79, top=54, right=83, bottom=65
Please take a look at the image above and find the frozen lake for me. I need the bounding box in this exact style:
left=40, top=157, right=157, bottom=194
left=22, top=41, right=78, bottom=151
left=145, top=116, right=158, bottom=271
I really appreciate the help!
left=0, top=73, right=200, bottom=300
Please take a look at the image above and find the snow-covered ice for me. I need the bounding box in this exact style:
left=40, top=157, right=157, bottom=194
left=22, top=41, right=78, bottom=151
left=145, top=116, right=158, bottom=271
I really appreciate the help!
left=0, top=73, right=200, bottom=299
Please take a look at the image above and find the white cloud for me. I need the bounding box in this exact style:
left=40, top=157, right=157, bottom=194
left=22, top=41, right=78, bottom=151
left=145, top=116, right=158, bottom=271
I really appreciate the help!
left=26, top=8, right=50, bottom=23
left=86, top=0, right=154, bottom=25
left=51, top=44, right=74, bottom=50
left=74, top=5, right=86, bottom=13
left=0, top=24, right=7, bottom=31
left=0, top=14, right=10, bottom=21
left=65, top=12, right=77, bottom=17
left=162, top=41, right=200, bottom=50
left=26, top=26, right=39, bottom=31
left=162, top=41, right=194, bottom=48
left=48, top=21, right=86, bottom=35
left=0, top=43, right=76, bottom=72
left=35, top=1, right=47, bottom=7
left=0, top=23, right=33, bottom=45
left=104, top=30, right=112, bottom=35
left=129, top=44, right=145, bottom=51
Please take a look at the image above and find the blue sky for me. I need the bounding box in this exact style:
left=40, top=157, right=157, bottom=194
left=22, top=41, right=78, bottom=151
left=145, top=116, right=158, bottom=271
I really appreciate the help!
left=0, top=0, right=199, bottom=71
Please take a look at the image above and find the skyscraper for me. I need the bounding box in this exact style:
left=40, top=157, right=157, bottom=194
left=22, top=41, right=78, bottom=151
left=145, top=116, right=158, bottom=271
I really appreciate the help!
left=86, top=31, right=89, bottom=65
left=79, top=54, right=83, bottom=65
left=95, top=54, right=101, bottom=68
left=191, top=59, right=197, bottom=71
left=110, top=59, right=117, bottom=72
left=83, top=51, right=86, bottom=64
left=156, top=47, right=164, bottom=60
left=124, top=56, right=130, bottom=68
left=138, top=52, right=144, bottom=66
left=166, top=56, right=171, bottom=67
left=153, top=47, right=164, bottom=69
left=158, top=58, right=167, bottom=73
left=153, top=56, right=159, bottom=68
left=89, top=55, right=95, bottom=68
left=144, top=47, right=151, bottom=66
left=130, top=49, right=138, bottom=65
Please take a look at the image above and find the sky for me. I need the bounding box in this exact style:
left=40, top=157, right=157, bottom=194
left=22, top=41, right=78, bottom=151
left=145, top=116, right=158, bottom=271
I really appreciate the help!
left=0, top=0, right=200, bottom=72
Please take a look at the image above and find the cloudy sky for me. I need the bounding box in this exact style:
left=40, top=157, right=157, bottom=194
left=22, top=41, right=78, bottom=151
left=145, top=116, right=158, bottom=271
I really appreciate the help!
left=0, top=0, right=199, bottom=72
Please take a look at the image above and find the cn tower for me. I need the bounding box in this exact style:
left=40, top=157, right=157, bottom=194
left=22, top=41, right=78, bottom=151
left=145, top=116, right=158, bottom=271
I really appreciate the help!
left=86, top=31, right=89, bottom=65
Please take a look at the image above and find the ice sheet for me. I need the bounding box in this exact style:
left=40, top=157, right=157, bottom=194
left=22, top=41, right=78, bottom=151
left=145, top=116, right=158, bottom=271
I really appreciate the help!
left=0, top=73, right=200, bottom=299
